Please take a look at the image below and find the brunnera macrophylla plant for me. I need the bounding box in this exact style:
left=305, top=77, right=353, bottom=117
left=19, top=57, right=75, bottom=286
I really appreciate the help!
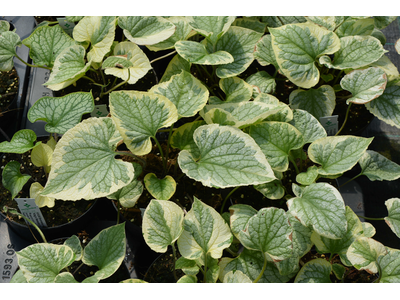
left=2, top=16, right=400, bottom=283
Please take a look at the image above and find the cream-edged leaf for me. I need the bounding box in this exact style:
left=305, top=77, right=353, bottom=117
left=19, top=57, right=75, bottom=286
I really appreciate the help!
left=175, top=41, right=234, bottom=65
left=0, top=31, right=21, bottom=71
left=358, top=150, right=400, bottom=181
left=385, top=198, right=400, bottom=239
left=294, top=258, right=332, bottom=283
left=186, top=16, right=236, bottom=45
left=30, top=182, right=55, bottom=209
left=288, top=109, right=327, bottom=144
left=144, top=173, right=176, bottom=200
left=378, top=248, right=400, bottom=283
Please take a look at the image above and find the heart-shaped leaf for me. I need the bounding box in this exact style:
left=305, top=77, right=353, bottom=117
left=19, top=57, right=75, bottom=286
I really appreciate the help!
left=28, top=92, right=95, bottom=134
left=106, top=177, right=143, bottom=208
left=294, top=258, right=332, bottom=283
left=233, top=17, right=266, bottom=33
left=175, top=257, right=200, bottom=276
left=287, top=213, right=313, bottom=258
left=340, top=67, right=387, bottom=104
left=287, top=182, right=347, bottom=239
left=254, top=34, right=279, bottom=69
left=306, top=16, right=344, bottom=31
left=2, top=161, right=31, bottom=199
left=30, top=182, right=55, bottom=208
left=365, top=82, right=400, bottom=129
left=220, top=76, right=253, bottom=103
left=118, top=16, right=175, bottom=45
left=223, top=270, right=252, bottom=283
left=212, top=26, right=263, bottom=78
left=378, top=248, right=400, bottom=283
left=31, top=143, right=53, bottom=170
left=237, top=207, right=293, bottom=261
left=63, top=235, right=83, bottom=262
left=177, top=197, right=232, bottom=261
left=73, top=16, right=116, bottom=65
left=22, top=24, right=77, bottom=68
left=44, top=45, right=92, bottom=91
left=384, top=198, right=400, bottom=239
left=296, top=165, right=319, bottom=185
left=311, top=206, right=364, bottom=266
left=308, top=136, right=373, bottom=176
left=143, top=200, right=184, bottom=253
left=289, top=85, right=336, bottom=120
left=147, top=17, right=193, bottom=51
left=0, top=129, right=38, bottom=154
left=144, top=173, right=176, bottom=200
left=186, top=16, right=236, bottom=45
left=160, top=53, right=191, bottom=83
left=42, top=118, right=135, bottom=200
left=246, top=71, right=276, bottom=96
left=175, top=41, right=234, bottom=65
left=320, top=35, right=387, bottom=70
left=0, top=20, right=10, bottom=34
left=358, top=150, right=400, bottom=181
left=374, top=16, right=397, bottom=29
left=370, top=55, right=399, bottom=82
left=335, top=18, right=375, bottom=38
left=262, top=16, right=307, bottom=28
left=347, top=237, right=387, bottom=274
left=270, top=23, right=340, bottom=88
left=288, top=109, right=327, bottom=144
left=102, top=41, right=152, bottom=85
left=16, top=244, right=75, bottom=283
left=178, top=124, right=276, bottom=188
left=249, top=121, right=304, bottom=172
left=109, top=91, right=178, bottom=155
left=82, top=223, right=126, bottom=282
left=0, top=31, right=21, bottom=71
left=229, top=204, right=258, bottom=239
left=150, top=70, right=209, bottom=118
left=254, top=180, right=285, bottom=200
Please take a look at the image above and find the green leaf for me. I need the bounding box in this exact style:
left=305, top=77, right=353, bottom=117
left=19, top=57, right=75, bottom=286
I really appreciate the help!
left=296, top=165, right=319, bottom=185
left=16, top=244, right=75, bottom=283
left=332, top=263, right=346, bottom=280
left=177, top=197, right=232, bottom=262
left=335, top=18, right=375, bottom=38
left=0, top=20, right=10, bottom=34
left=223, top=270, right=252, bottom=283
left=31, top=143, right=53, bottom=169
left=64, top=235, right=83, bottom=261
left=287, top=182, right=347, bottom=239
left=177, top=275, right=198, bottom=283
left=144, top=174, right=176, bottom=200
left=142, top=200, right=184, bottom=253
left=178, top=124, right=276, bottom=188
left=246, top=71, right=276, bottom=96
left=270, top=23, right=340, bottom=89
left=82, top=223, right=126, bottom=282
left=102, top=41, right=152, bottom=85
left=229, top=204, right=258, bottom=239
left=106, top=177, right=143, bottom=208
left=254, top=34, right=279, bottom=69
left=73, top=16, right=116, bottom=65
left=294, top=258, right=332, bottom=283
left=30, top=182, right=55, bottom=208
left=340, top=67, right=387, bottom=104
left=109, top=91, right=178, bottom=155
left=319, top=35, right=387, bottom=70
left=254, top=180, right=285, bottom=200
left=22, top=24, right=77, bottom=68
left=212, top=26, right=263, bottom=78
left=0, top=31, right=21, bottom=71
left=10, top=270, right=27, bottom=283
left=249, top=121, right=304, bottom=172
left=0, top=129, right=38, bottom=154
left=160, top=53, right=191, bottom=83
left=373, top=16, right=397, bottom=29
left=220, top=76, right=253, bottom=103
left=41, top=118, right=135, bottom=200
left=237, top=207, right=293, bottom=261
left=288, top=109, right=327, bottom=144
left=118, top=16, right=175, bottom=45
left=370, top=55, right=399, bottom=82
left=365, top=82, right=400, bottom=129
left=44, top=45, right=91, bottom=91
left=175, top=41, right=233, bottom=65
left=54, top=272, right=78, bottom=283
left=27, top=92, right=95, bottom=134
left=150, top=70, right=209, bottom=118
left=170, top=120, right=205, bottom=159
left=187, top=16, right=236, bottom=45
left=359, top=150, right=400, bottom=181
left=147, top=17, right=193, bottom=51
left=308, top=136, right=373, bottom=176
left=120, top=279, right=148, bottom=283
left=347, top=237, right=387, bottom=273
left=261, top=16, right=307, bottom=28
left=311, top=206, right=364, bottom=266
left=2, top=161, right=31, bottom=199
left=287, top=213, right=313, bottom=258
left=289, top=85, right=336, bottom=120
left=385, top=198, right=400, bottom=239
left=175, top=257, right=200, bottom=276
left=306, top=16, right=344, bottom=31
left=378, top=248, right=400, bottom=282
left=233, top=17, right=266, bottom=34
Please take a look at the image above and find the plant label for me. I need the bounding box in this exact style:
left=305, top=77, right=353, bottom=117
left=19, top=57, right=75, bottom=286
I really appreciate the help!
left=14, top=198, right=48, bottom=228
left=319, top=115, right=338, bottom=136
left=91, top=105, right=109, bottom=118
left=57, top=18, right=75, bottom=36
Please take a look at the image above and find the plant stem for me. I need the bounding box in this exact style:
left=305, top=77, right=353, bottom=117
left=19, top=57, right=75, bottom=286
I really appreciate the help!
left=355, top=214, right=385, bottom=221
left=72, top=262, right=85, bottom=276
left=3, top=206, right=47, bottom=243
left=150, top=50, right=177, bottom=65
left=288, top=154, right=300, bottom=174
left=164, top=126, right=174, bottom=169
left=332, top=70, right=344, bottom=86
left=15, top=55, right=52, bottom=70
left=338, top=173, right=361, bottom=188
left=204, top=253, right=208, bottom=283
left=153, top=136, right=167, bottom=174
left=335, top=102, right=352, bottom=136
left=114, top=151, right=146, bottom=168
left=116, top=200, right=121, bottom=225
left=253, top=252, right=267, bottom=283
left=171, top=242, right=178, bottom=282
left=220, top=186, right=240, bottom=214
left=82, top=75, right=97, bottom=84
left=102, top=77, right=129, bottom=96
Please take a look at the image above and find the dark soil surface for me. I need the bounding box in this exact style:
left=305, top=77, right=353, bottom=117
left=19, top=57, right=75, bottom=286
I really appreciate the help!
left=0, top=67, right=19, bottom=119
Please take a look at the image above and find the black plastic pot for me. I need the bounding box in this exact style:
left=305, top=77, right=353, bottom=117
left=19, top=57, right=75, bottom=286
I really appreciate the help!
left=0, top=17, right=35, bottom=142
